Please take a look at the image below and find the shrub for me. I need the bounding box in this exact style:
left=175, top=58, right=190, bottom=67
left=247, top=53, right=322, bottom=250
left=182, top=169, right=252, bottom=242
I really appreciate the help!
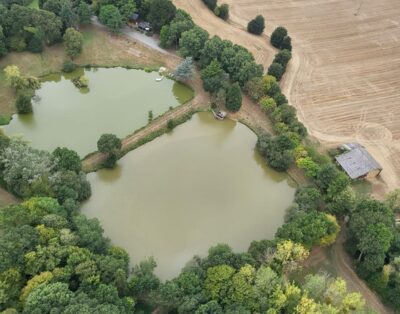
left=215, top=4, right=229, bottom=20
left=62, top=60, right=77, bottom=73
left=244, top=77, right=264, bottom=102
left=63, top=27, right=83, bottom=59
left=202, top=0, right=217, bottom=10
left=247, top=15, right=265, bottom=35
left=273, top=49, right=292, bottom=68
left=271, top=26, right=287, bottom=48
left=281, top=36, right=292, bottom=51
left=268, top=62, right=284, bottom=81
left=167, top=119, right=175, bottom=130
left=15, top=89, right=34, bottom=114
left=27, top=33, right=43, bottom=53
left=9, top=36, right=27, bottom=52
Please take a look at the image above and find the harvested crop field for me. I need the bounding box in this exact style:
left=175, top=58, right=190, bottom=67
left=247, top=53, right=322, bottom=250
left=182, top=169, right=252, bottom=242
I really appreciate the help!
left=174, top=0, right=400, bottom=197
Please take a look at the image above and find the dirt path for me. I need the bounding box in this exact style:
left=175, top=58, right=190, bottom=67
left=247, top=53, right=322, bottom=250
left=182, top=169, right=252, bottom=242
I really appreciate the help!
left=0, top=187, right=17, bottom=208
left=305, top=225, right=392, bottom=314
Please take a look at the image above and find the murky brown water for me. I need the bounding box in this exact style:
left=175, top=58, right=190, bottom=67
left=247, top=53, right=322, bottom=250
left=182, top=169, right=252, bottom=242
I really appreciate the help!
left=81, top=112, right=296, bottom=279
left=2, top=67, right=193, bottom=157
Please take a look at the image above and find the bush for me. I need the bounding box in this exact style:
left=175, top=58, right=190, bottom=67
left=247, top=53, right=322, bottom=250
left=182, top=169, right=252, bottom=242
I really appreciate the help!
left=27, top=33, right=43, bottom=53
left=167, top=119, right=175, bottom=130
left=202, top=0, right=217, bottom=10
left=281, top=36, right=292, bottom=51
left=268, top=62, right=284, bottom=81
left=270, top=26, right=287, bottom=48
left=273, top=49, right=292, bottom=69
left=9, top=36, right=27, bottom=52
left=225, top=82, right=242, bottom=112
left=247, top=15, right=265, bottom=35
left=62, top=60, right=77, bottom=73
left=15, top=89, right=34, bottom=114
left=215, top=4, right=229, bottom=20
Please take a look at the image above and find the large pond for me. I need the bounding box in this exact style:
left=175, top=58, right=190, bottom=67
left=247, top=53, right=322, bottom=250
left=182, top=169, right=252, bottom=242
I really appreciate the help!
left=2, top=67, right=193, bottom=157
left=81, top=112, right=296, bottom=280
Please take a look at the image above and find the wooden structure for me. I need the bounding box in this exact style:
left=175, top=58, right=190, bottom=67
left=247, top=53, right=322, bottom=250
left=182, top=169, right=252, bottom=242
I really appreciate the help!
left=335, top=143, right=382, bottom=179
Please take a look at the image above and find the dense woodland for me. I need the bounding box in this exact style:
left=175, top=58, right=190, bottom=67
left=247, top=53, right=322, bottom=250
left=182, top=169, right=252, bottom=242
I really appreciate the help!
left=0, top=0, right=399, bottom=313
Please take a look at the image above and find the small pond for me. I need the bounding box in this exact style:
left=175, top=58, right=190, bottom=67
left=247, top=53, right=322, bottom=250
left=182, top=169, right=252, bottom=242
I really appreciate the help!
left=1, top=67, right=193, bottom=157
left=81, top=112, right=296, bottom=280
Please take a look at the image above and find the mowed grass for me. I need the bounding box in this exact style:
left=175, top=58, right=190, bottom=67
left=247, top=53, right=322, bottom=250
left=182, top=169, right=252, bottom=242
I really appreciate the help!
left=0, top=26, right=165, bottom=117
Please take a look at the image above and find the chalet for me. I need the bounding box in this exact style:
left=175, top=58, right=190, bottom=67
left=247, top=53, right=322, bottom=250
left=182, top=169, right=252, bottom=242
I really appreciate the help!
left=335, top=143, right=382, bottom=179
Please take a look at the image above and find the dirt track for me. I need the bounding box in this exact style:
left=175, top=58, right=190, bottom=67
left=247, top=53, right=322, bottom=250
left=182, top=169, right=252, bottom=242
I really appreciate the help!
left=305, top=224, right=393, bottom=313
left=173, top=0, right=400, bottom=198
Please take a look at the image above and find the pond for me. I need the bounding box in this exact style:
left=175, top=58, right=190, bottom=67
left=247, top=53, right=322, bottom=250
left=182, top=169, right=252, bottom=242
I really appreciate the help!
left=81, top=112, right=296, bottom=280
left=1, top=67, right=193, bottom=157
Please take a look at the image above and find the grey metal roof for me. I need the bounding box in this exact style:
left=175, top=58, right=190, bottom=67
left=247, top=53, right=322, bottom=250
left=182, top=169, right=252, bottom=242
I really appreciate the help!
left=335, top=144, right=382, bottom=179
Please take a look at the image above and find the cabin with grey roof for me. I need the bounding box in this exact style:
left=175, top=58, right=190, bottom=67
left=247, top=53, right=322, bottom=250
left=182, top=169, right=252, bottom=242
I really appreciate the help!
left=335, top=143, right=382, bottom=180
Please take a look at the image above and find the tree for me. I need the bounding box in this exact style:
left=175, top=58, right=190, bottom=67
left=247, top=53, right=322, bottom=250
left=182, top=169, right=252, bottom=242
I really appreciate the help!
left=77, top=1, right=92, bottom=24
left=159, top=9, right=194, bottom=48
left=0, top=26, right=7, bottom=57
left=15, top=89, right=34, bottom=114
left=198, top=35, right=224, bottom=68
left=268, top=62, right=285, bottom=81
left=273, top=49, right=292, bottom=68
left=244, top=77, right=264, bottom=102
left=281, top=36, right=292, bottom=51
left=200, top=59, right=226, bottom=94
left=296, top=157, right=321, bottom=178
left=215, top=4, right=229, bottom=21
left=271, top=26, right=288, bottom=48
left=204, top=264, right=235, bottom=302
left=202, top=0, right=217, bottom=11
left=173, top=57, right=194, bottom=81
left=72, top=214, right=109, bottom=253
left=385, top=188, right=400, bottom=213
left=349, top=199, right=394, bottom=272
left=257, top=134, right=295, bottom=172
left=97, top=134, right=122, bottom=154
left=63, top=28, right=83, bottom=59
left=146, top=0, right=176, bottom=32
left=99, top=5, right=123, bottom=33
left=23, top=282, right=74, bottom=313
left=129, top=257, right=160, bottom=297
left=52, top=147, right=81, bottom=173
left=60, top=2, right=78, bottom=29
left=247, top=15, right=265, bottom=35
left=294, top=187, right=321, bottom=212
left=27, top=32, right=44, bottom=53
left=225, top=82, right=242, bottom=112
left=276, top=211, right=339, bottom=248
left=179, top=27, right=209, bottom=60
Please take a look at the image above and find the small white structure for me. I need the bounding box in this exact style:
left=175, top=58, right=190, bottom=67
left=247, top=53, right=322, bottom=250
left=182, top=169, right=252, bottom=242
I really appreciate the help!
left=212, top=110, right=227, bottom=120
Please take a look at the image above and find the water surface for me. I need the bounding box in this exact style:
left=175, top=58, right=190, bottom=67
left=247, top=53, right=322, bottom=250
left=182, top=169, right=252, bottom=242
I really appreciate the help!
left=81, top=113, right=296, bottom=279
left=2, top=67, right=193, bottom=156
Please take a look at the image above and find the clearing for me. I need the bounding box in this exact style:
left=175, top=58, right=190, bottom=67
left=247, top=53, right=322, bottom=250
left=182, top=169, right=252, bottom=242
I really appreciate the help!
left=174, top=0, right=400, bottom=198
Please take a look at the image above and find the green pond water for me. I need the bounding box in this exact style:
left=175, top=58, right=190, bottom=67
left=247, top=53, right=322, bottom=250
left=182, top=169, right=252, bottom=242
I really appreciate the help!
left=1, top=67, right=193, bottom=157
left=81, top=112, right=296, bottom=280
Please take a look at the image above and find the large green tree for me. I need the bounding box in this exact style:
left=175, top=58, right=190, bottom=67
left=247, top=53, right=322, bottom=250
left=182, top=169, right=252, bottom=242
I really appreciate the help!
left=225, top=82, right=242, bottom=112
left=247, top=15, right=265, bottom=35
left=99, top=4, right=123, bottom=33
left=179, top=26, right=209, bottom=60
left=146, top=0, right=176, bottom=32
left=63, top=27, right=83, bottom=59
left=200, top=59, right=226, bottom=94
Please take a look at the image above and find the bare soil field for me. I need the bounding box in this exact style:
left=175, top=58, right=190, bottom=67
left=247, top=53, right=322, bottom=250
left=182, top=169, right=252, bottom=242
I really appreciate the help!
left=174, top=0, right=400, bottom=197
